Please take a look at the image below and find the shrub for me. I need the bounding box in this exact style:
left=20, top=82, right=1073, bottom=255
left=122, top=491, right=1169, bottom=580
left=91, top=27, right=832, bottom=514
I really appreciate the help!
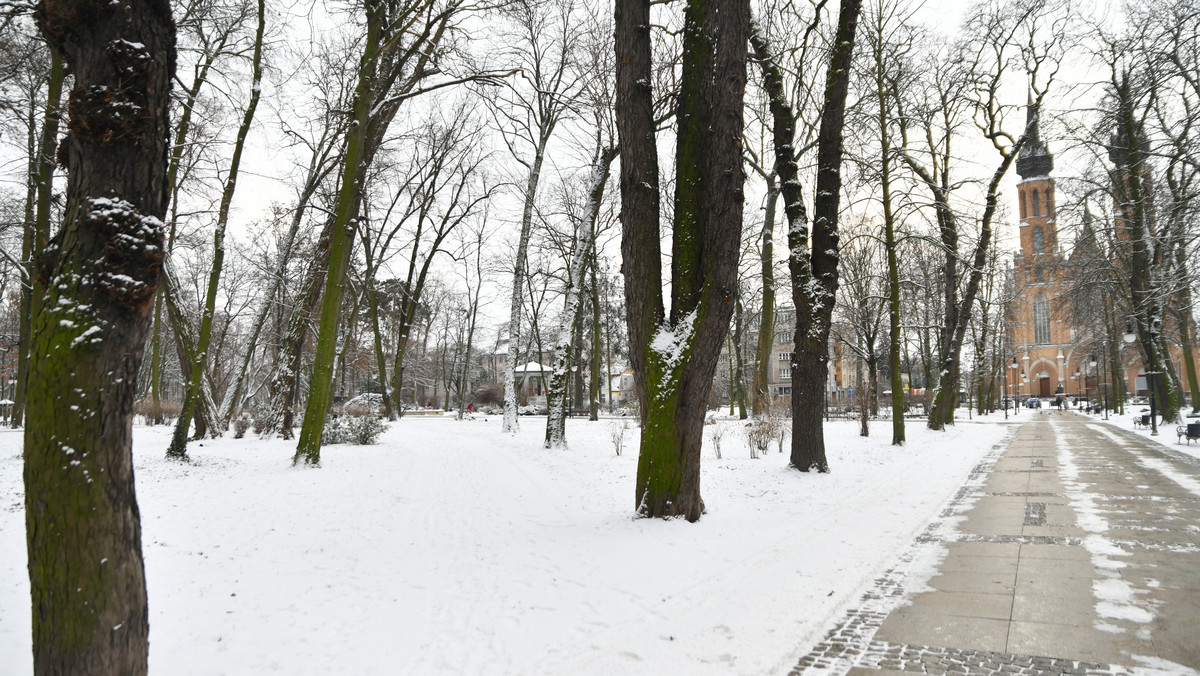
left=745, top=418, right=777, bottom=459
left=347, top=415, right=387, bottom=445
left=473, top=382, right=504, bottom=406
left=321, top=414, right=387, bottom=445
left=609, top=419, right=630, bottom=456
left=321, top=416, right=350, bottom=445
left=708, top=423, right=728, bottom=459
left=344, top=393, right=385, bottom=416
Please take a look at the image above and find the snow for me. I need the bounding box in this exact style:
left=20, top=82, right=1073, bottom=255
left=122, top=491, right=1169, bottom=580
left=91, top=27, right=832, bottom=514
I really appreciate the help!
left=0, top=417, right=1008, bottom=675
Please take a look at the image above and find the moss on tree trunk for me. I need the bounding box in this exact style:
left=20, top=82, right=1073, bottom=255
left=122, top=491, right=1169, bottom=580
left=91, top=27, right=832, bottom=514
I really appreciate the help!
left=24, top=0, right=174, bottom=671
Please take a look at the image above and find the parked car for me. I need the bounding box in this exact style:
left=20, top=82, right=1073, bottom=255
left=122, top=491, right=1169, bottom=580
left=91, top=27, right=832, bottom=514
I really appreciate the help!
left=1026, top=398, right=1042, bottom=409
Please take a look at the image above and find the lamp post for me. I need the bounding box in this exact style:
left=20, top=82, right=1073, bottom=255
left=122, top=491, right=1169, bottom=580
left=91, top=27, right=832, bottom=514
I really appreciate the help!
left=1010, top=357, right=1019, bottom=414
left=1074, top=368, right=1081, bottom=408
left=1003, top=358, right=1009, bottom=419
left=1088, top=354, right=1097, bottom=414
left=1022, top=352, right=1030, bottom=400
left=1125, top=321, right=1158, bottom=435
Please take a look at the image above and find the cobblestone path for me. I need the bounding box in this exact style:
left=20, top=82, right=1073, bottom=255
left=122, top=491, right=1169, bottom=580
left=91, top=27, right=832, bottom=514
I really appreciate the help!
left=789, top=412, right=1200, bottom=675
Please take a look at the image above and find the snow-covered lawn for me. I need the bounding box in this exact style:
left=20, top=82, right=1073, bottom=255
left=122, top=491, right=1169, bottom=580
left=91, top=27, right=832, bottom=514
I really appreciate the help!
left=0, top=414, right=1011, bottom=675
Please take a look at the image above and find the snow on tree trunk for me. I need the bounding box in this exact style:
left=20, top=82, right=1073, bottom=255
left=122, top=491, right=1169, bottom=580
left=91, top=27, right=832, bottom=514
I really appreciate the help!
left=544, top=147, right=616, bottom=448
left=616, top=0, right=749, bottom=521
left=503, top=138, right=550, bottom=433
left=752, top=2, right=862, bottom=472
left=24, top=0, right=174, bottom=671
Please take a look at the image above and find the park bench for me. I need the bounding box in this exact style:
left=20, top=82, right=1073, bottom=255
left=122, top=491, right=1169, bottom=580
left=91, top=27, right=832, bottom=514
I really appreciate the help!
left=1133, top=413, right=1151, bottom=429
left=1177, top=422, right=1200, bottom=444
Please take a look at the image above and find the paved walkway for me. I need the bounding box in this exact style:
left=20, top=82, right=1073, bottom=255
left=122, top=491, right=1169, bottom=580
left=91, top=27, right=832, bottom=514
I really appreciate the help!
left=789, top=412, right=1200, bottom=675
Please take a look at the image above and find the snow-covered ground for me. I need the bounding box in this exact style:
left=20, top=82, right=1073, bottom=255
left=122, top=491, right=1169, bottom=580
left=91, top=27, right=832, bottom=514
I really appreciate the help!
left=0, top=413, right=1011, bottom=675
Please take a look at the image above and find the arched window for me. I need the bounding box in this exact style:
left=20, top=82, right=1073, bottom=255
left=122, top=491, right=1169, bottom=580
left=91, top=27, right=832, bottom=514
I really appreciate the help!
left=1034, top=294, right=1051, bottom=344
left=1033, top=226, right=1044, bottom=254
left=1032, top=189, right=1041, bottom=217
left=1020, top=192, right=1027, bottom=219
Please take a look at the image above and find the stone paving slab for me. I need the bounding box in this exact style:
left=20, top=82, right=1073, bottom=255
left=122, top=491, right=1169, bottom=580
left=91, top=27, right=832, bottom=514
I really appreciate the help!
left=787, top=413, right=1200, bottom=675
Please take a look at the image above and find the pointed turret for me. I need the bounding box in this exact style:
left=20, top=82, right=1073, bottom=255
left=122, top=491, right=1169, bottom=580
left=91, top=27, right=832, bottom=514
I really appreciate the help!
left=1017, top=102, right=1054, bottom=179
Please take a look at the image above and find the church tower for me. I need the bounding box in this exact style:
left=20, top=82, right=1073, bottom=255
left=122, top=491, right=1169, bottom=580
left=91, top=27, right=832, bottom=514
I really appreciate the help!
left=1010, top=104, right=1070, bottom=399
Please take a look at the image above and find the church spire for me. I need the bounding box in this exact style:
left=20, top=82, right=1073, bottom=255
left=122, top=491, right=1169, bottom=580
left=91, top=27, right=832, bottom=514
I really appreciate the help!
left=1017, top=101, right=1054, bottom=179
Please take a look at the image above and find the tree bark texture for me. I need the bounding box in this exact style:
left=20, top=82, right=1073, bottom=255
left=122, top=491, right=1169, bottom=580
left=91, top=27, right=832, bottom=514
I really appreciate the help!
left=751, top=179, right=777, bottom=419
left=503, top=136, right=551, bottom=433
left=544, top=147, right=616, bottom=448
left=24, top=0, right=174, bottom=673
left=790, top=0, right=862, bottom=472
left=617, top=0, right=748, bottom=521
left=294, top=0, right=380, bottom=465
left=14, top=50, right=66, bottom=430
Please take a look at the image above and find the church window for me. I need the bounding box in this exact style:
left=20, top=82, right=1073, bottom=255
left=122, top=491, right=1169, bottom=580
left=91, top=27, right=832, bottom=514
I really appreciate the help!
left=1035, top=266, right=1044, bottom=283
left=1034, top=295, right=1051, bottom=344
left=1032, top=189, right=1041, bottom=217
left=1020, top=193, right=1026, bottom=219
left=1033, top=226, right=1044, bottom=254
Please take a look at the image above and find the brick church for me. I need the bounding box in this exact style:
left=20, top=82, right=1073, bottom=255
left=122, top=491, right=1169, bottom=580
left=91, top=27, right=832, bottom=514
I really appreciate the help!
left=1005, top=106, right=1191, bottom=406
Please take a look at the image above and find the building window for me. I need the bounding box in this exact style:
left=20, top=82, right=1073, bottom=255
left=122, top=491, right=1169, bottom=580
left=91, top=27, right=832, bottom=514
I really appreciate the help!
left=1033, top=226, right=1044, bottom=254
left=1020, top=192, right=1026, bottom=219
left=776, top=331, right=790, bottom=343
left=778, top=352, right=793, bottom=362
left=779, top=368, right=792, bottom=379
left=1035, top=265, right=1044, bottom=283
left=777, top=386, right=792, bottom=395
left=1033, top=294, right=1051, bottom=344
left=1032, top=189, right=1041, bottom=217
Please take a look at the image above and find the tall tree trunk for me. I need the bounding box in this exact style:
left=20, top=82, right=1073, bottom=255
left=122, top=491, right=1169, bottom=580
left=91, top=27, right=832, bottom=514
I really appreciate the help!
left=1172, top=247, right=1200, bottom=412
left=544, top=147, right=616, bottom=447
left=269, top=214, right=337, bottom=438
left=751, top=178, right=777, bottom=419
left=733, top=293, right=748, bottom=420
left=14, top=49, right=65, bottom=429
left=617, top=0, right=749, bottom=521
left=503, top=134, right=552, bottom=433
left=24, top=0, right=173, bottom=671
left=168, top=0, right=265, bottom=458
left=791, top=0, right=862, bottom=472
left=294, top=0, right=381, bottom=466
left=589, top=249, right=602, bottom=421
left=923, top=109, right=1039, bottom=430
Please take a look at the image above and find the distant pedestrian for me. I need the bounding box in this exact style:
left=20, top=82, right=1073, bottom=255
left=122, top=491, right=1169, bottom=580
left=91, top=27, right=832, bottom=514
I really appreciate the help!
left=466, top=401, right=474, bottom=413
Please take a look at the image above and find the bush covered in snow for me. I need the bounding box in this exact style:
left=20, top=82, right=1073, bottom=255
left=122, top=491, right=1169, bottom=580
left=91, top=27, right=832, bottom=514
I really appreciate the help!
left=322, top=414, right=388, bottom=445
left=344, top=393, right=385, bottom=416
left=347, top=415, right=387, bottom=444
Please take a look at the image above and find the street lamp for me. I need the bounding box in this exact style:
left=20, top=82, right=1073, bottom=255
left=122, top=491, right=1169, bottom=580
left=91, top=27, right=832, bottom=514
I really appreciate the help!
left=1003, top=357, right=1009, bottom=419
left=1125, top=321, right=1159, bottom=435
left=1011, top=357, right=1020, bottom=413
left=1074, top=368, right=1081, bottom=407
left=1088, top=354, right=1097, bottom=414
